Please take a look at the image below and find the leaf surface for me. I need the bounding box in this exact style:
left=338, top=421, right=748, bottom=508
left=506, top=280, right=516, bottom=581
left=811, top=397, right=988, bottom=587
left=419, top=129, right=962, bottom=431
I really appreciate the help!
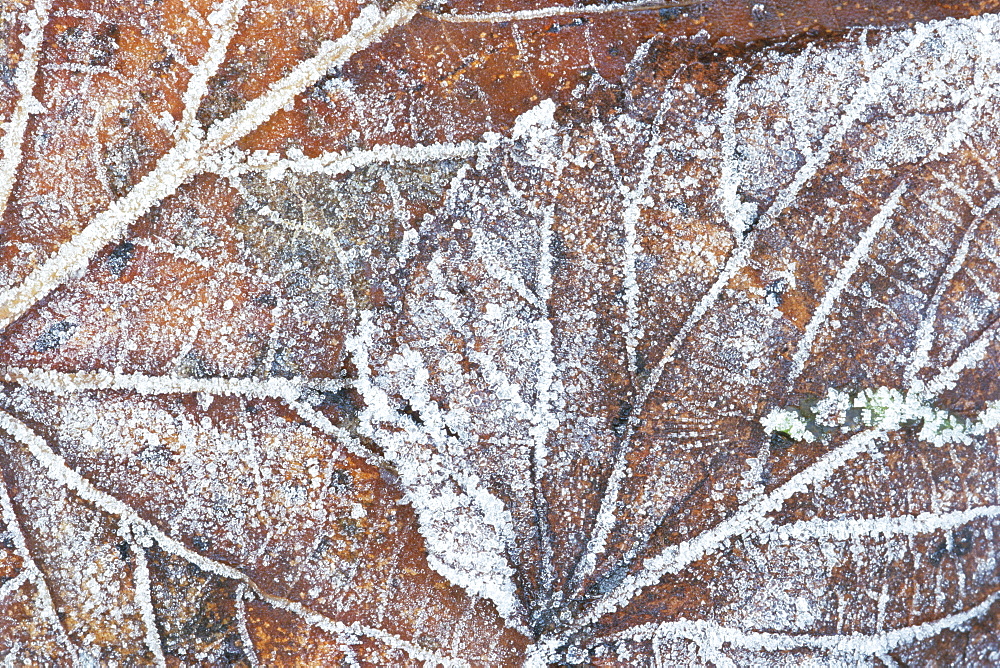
left=1, top=0, right=999, bottom=665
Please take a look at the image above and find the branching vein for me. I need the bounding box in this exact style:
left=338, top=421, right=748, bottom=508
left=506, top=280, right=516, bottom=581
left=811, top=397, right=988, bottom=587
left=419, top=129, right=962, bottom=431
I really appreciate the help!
left=0, top=407, right=468, bottom=668
left=427, top=0, right=702, bottom=24
left=0, top=0, right=51, bottom=220
left=0, top=0, right=420, bottom=334
left=612, top=591, right=1000, bottom=657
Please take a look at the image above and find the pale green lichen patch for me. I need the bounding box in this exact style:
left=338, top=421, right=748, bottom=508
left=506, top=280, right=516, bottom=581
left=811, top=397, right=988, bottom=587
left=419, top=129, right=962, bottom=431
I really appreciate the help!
left=761, top=385, right=1000, bottom=447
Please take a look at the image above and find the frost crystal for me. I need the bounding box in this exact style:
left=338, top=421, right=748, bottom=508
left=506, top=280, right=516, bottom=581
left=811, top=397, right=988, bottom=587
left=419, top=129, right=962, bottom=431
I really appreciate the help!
left=760, top=408, right=815, bottom=442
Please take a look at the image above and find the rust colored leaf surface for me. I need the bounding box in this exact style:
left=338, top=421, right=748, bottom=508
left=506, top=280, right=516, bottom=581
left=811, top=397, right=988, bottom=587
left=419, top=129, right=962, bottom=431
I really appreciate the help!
left=1, top=0, right=999, bottom=666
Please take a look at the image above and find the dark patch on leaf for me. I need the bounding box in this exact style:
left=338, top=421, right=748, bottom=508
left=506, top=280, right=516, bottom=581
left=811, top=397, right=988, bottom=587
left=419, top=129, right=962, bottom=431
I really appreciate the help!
left=106, top=240, right=136, bottom=277
left=33, top=321, right=76, bottom=352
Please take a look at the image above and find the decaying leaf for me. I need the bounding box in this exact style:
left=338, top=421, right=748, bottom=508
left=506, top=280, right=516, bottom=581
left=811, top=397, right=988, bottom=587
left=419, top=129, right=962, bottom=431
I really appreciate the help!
left=1, top=0, right=999, bottom=665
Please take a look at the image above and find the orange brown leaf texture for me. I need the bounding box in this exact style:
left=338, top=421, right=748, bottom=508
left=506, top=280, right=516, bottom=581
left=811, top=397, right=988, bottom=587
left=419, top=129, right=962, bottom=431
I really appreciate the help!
left=2, top=0, right=1000, bottom=666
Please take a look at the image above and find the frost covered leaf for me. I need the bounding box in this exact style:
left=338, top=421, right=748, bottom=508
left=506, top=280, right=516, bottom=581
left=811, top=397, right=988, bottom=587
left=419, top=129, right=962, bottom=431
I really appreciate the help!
left=2, top=0, right=1000, bottom=665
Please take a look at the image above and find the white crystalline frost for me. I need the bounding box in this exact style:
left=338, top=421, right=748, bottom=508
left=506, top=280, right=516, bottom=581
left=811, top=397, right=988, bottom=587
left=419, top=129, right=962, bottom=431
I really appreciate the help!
left=511, top=98, right=556, bottom=141
left=762, top=384, right=1000, bottom=448
left=760, top=408, right=815, bottom=443
left=854, top=386, right=909, bottom=430
left=813, top=388, right=851, bottom=427
left=346, top=314, right=527, bottom=631
left=511, top=99, right=559, bottom=169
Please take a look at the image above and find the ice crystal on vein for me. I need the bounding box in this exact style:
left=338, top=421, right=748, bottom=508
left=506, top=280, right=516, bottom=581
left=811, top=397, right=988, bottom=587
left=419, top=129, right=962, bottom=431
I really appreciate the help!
left=611, top=592, right=1000, bottom=659
left=762, top=384, right=1000, bottom=446
left=760, top=407, right=814, bottom=443
left=347, top=313, right=529, bottom=632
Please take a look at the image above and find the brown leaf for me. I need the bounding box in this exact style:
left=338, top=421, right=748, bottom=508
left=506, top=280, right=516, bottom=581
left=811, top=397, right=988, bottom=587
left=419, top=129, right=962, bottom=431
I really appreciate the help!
left=1, top=0, right=1000, bottom=665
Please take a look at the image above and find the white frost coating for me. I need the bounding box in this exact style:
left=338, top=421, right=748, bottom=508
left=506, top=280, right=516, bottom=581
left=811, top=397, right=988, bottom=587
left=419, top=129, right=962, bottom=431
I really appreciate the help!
left=761, top=24, right=931, bottom=222
left=511, top=99, right=560, bottom=169
left=430, top=0, right=701, bottom=23
left=593, top=27, right=936, bottom=586
left=387, top=346, right=521, bottom=550
left=472, top=229, right=543, bottom=307
left=854, top=386, right=913, bottom=430
left=787, top=181, right=908, bottom=384
left=923, top=26, right=1000, bottom=164
left=131, top=543, right=167, bottom=667
left=467, top=349, right=534, bottom=421
left=235, top=584, right=262, bottom=668
left=907, top=192, right=1000, bottom=390
left=717, top=71, right=757, bottom=238
left=2, top=9, right=999, bottom=664
left=0, top=128, right=189, bottom=330
left=0, top=454, right=77, bottom=659
left=0, top=408, right=467, bottom=667
left=621, top=85, right=675, bottom=379
left=0, top=0, right=420, bottom=333
left=266, top=594, right=470, bottom=668
left=760, top=408, right=814, bottom=442
left=0, top=570, right=31, bottom=603
left=615, top=591, right=1000, bottom=656
left=759, top=505, right=1000, bottom=544
left=0, top=406, right=251, bottom=580
left=347, top=314, right=529, bottom=634
left=531, top=207, right=557, bottom=478
left=813, top=387, right=852, bottom=427
left=582, top=430, right=885, bottom=628
left=0, top=0, right=51, bottom=220
left=574, top=85, right=678, bottom=590
left=0, top=366, right=346, bottom=401
left=528, top=206, right=559, bottom=594
left=201, top=1, right=418, bottom=152
left=177, top=0, right=249, bottom=137
left=761, top=383, right=1000, bottom=447
left=925, top=324, right=1000, bottom=397
left=286, top=399, right=390, bottom=467
left=246, top=138, right=493, bottom=181
left=522, top=636, right=562, bottom=668
left=512, top=99, right=556, bottom=140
